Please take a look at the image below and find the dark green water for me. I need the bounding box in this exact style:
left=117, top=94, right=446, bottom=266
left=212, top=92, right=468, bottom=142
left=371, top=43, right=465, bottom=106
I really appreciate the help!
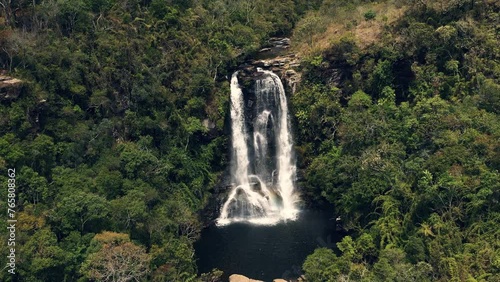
left=195, top=210, right=340, bottom=281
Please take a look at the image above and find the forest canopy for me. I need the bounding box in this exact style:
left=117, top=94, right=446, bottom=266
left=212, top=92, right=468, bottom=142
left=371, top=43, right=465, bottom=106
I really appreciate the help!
left=292, top=0, right=500, bottom=281
left=0, top=0, right=319, bottom=280
left=0, top=0, right=499, bottom=281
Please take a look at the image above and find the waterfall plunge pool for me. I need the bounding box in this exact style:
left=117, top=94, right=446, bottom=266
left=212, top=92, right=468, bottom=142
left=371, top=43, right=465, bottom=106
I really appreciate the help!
left=195, top=209, right=341, bottom=281
left=197, top=70, right=340, bottom=281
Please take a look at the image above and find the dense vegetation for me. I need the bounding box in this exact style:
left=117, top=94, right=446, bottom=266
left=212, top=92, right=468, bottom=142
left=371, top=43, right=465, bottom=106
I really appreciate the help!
left=0, top=0, right=318, bottom=281
left=294, top=0, right=500, bottom=281
left=0, top=0, right=498, bottom=281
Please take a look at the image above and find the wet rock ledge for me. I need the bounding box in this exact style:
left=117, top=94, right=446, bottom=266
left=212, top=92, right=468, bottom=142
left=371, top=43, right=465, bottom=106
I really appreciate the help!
left=239, top=37, right=302, bottom=95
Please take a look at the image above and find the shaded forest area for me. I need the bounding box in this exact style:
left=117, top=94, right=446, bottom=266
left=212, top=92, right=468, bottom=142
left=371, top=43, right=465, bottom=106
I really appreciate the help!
left=0, top=0, right=499, bottom=281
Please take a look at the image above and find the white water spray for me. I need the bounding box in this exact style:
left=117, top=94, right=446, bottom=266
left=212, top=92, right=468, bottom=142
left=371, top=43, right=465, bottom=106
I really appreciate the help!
left=217, top=70, right=299, bottom=226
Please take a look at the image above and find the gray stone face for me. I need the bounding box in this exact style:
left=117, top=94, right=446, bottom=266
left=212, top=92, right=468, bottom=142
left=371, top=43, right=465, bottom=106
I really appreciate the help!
left=249, top=37, right=301, bottom=94
left=202, top=119, right=216, bottom=130
left=247, top=37, right=302, bottom=95
left=269, top=37, right=291, bottom=46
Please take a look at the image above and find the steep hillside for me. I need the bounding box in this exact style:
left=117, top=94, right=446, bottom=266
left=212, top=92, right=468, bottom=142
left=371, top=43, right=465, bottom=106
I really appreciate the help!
left=292, top=0, right=500, bottom=281
left=0, top=1, right=317, bottom=281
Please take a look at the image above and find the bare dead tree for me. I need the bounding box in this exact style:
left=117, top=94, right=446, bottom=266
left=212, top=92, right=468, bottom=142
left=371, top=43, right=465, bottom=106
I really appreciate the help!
left=83, top=241, right=151, bottom=282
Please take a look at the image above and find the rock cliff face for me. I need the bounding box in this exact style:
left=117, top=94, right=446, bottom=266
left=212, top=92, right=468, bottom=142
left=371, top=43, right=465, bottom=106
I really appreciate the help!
left=240, top=37, right=302, bottom=95
left=0, top=75, right=23, bottom=100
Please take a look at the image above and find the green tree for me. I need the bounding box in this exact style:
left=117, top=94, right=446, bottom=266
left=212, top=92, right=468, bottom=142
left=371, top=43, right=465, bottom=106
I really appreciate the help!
left=17, top=166, right=49, bottom=206
left=303, top=248, right=339, bottom=281
left=17, top=228, right=69, bottom=282
left=110, top=189, right=147, bottom=230
left=54, top=191, right=109, bottom=233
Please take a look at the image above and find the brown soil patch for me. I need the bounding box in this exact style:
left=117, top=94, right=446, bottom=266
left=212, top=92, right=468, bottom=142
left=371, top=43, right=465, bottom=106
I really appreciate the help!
left=293, top=1, right=407, bottom=57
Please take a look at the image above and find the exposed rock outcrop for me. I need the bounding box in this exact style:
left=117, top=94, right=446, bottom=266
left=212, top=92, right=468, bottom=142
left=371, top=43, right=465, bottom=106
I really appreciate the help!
left=240, top=37, right=302, bottom=95
left=229, top=274, right=264, bottom=282
left=202, top=118, right=219, bottom=140
left=249, top=54, right=301, bottom=94
left=0, top=75, right=23, bottom=100
left=269, top=37, right=291, bottom=48
left=228, top=274, right=298, bottom=282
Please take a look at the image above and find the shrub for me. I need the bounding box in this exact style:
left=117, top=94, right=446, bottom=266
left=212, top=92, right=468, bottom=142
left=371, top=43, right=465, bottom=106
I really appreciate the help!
left=364, top=10, right=376, bottom=21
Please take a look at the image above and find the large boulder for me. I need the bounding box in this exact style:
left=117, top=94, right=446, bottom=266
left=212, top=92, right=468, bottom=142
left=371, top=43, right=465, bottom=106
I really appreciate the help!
left=229, top=274, right=264, bottom=282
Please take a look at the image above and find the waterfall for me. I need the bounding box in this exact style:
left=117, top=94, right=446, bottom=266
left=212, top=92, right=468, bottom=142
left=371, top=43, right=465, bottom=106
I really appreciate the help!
left=217, top=70, right=299, bottom=226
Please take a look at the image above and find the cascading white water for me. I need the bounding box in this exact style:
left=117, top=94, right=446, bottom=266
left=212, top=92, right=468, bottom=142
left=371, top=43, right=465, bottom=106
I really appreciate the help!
left=266, top=70, right=298, bottom=220
left=217, top=70, right=299, bottom=226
